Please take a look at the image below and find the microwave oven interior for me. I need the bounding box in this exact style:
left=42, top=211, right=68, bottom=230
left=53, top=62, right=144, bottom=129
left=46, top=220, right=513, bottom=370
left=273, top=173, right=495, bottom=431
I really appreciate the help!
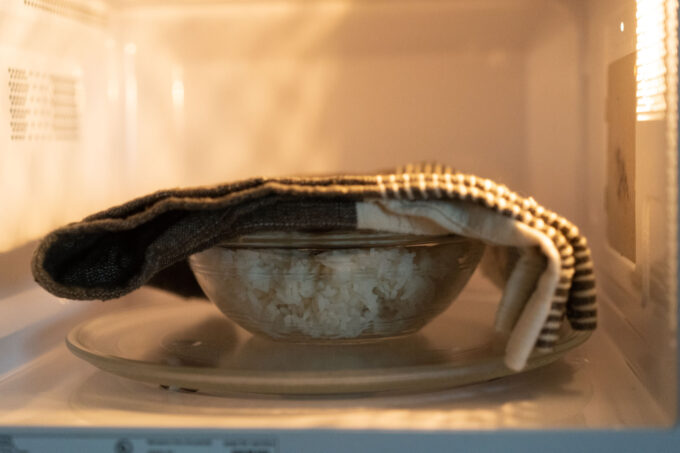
left=1, top=0, right=679, bottom=448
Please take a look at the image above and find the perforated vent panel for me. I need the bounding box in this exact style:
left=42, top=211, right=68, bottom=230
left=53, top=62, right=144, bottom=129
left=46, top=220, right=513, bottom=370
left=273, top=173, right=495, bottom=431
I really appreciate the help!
left=23, top=0, right=106, bottom=26
left=8, top=67, right=80, bottom=142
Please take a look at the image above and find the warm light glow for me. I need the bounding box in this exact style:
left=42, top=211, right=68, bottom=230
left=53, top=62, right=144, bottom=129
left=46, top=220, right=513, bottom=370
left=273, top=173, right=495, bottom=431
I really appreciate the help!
left=124, top=42, right=137, bottom=55
left=634, top=0, right=679, bottom=323
left=172, top=79, right=184, bottom=107
left=620, top=21, right=625, bottom=32
left=636, top=0, right=669, bottom=121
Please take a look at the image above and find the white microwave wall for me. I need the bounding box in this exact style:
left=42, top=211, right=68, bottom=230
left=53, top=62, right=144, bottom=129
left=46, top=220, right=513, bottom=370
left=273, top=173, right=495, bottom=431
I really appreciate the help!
left=0, top=0, right=677, bottom=428
left=0, top=0, right=595, bottom=245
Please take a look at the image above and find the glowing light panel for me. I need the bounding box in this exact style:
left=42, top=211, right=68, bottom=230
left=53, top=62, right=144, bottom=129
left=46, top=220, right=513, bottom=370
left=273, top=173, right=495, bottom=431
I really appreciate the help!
left=636, top=0, right=675, bottom=121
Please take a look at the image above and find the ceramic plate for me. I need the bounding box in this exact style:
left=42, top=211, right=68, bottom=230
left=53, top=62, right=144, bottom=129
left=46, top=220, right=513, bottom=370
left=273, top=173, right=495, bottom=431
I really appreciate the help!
left=66, top=294, right=590, bottom=396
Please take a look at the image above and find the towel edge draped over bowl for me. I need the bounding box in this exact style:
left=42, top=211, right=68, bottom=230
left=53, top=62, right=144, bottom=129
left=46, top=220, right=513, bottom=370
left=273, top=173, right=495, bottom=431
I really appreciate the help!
left=31, top=164, right=596, bottom=371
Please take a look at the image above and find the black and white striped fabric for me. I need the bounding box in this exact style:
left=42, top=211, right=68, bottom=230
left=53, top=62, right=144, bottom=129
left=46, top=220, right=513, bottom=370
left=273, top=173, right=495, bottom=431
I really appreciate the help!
left=388, top=163, right=596, bottom=350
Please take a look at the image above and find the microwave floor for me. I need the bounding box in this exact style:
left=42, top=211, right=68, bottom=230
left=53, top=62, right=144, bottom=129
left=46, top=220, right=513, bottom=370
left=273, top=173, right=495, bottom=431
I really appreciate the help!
left=0, top=275, right=669, bottom=430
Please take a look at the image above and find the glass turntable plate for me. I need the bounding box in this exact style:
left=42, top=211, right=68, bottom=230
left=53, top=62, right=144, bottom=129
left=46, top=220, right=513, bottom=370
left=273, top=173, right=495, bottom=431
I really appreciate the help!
left=66, top=293, right=590, bottom=396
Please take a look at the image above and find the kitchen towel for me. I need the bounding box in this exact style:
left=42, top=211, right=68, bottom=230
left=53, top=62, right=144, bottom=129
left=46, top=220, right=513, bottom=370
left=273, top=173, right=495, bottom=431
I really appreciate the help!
left=31, top=163, right=596, bottom=371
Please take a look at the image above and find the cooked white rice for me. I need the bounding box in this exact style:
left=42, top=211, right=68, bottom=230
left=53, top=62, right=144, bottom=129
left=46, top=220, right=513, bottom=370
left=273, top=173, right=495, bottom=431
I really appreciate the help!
left=190, top=240, right=480, bottom=339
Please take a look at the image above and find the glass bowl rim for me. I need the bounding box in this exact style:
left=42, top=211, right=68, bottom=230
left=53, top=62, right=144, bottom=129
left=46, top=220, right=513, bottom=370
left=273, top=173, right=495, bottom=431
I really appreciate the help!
left=215, top=230, right=476, bottom=249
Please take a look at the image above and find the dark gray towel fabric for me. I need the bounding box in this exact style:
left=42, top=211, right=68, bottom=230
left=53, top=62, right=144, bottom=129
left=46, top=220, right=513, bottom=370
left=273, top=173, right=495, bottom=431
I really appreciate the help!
left=33, top=182, right=361, bottom=300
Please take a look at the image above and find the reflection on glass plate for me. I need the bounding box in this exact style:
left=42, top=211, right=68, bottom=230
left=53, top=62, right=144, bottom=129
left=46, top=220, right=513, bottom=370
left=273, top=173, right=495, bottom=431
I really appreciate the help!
left=66, top=293, right=590, bottom=396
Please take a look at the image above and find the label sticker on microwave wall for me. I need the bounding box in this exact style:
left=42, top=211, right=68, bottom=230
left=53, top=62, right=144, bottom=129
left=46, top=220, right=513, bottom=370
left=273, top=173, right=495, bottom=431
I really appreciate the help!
left=606, top=52, right=636, bottom=262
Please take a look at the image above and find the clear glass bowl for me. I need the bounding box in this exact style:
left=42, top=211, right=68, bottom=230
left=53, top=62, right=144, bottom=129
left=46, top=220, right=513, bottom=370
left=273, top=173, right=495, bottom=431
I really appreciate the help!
left=188, top=231, right=485, bottom=342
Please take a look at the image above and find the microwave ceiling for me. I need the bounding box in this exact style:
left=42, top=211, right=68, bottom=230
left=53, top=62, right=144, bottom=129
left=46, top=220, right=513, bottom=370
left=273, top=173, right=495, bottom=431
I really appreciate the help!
left=107, top=0, right=554, bottom=61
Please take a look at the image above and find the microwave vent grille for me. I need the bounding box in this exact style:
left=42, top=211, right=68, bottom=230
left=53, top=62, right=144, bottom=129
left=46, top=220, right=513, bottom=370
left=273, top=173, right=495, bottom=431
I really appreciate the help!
left=7, top=66, right=80, bottom=142
left=22, top=0, right=106, bottom=27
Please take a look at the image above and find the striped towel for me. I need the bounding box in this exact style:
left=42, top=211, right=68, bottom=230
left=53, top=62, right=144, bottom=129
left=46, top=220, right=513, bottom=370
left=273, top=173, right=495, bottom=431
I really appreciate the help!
left=363, top=163, right=596, bottom=369
left=32, top=163, right=596, bottom=371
